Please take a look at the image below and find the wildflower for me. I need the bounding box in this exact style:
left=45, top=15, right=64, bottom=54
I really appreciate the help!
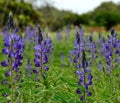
left=33, top=25, right=49, bottom=81
left=70, top=27, right=93, bottom=101
left=1, top=14, right=25, bottom=102
left=76, top=50, right=93, bottom=101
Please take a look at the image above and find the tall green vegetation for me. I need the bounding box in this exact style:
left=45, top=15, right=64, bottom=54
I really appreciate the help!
left=92, top=1, right=120, bottom=30
left=0, top=0, right=42, bottom=28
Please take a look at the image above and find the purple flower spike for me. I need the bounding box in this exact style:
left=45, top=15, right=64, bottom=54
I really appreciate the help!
left=33, top=25, right=52, bottom=81
left=1, top=15, right=25, bottom=102
left=69, top=28, right=93, bottom=101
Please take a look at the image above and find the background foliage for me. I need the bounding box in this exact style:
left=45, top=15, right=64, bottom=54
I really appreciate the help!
left=0, top=0, right=120, bottom=31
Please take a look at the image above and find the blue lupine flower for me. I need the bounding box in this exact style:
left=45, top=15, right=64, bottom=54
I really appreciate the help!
left=33, top=25, right=50, bottom=80
left=1, top=15, right=25, bottom=102
left=25, top=26, right=38, bottom=43
left=2, top=47, right=9, bottom=54
left=1, top=60, right=8, bottom=67
left=5, top=70, right=10, bottom=77
left=44, top=66, right=49, bottom=71
left=57, top=30, right=62, bottom=41
left=69, top=27, right=93, bottom=101
left=65, top=26, right=71, bottom=40
left=88, top=35, right=97, bottom=66
left=76, top=88, right=82, bottom=94
left=33, top=69, right=39, bottom=74
left=76, top=50, right=93, bottom=101
left=2, top=80, right=8, bottom=85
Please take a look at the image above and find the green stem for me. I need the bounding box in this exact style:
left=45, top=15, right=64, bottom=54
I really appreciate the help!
left=83, top=50, right=86, bottom=102
left=10, top=40, right=14, bottom=103
left=84, top=68, right=86, bottom=102
left=111, top=36, right=114, bottom=96
left=40, top=48, right=47, bottom=103
left=111, top=56, right=114, bottom=95
left=40, top=49, right=43, bottom=80
left=10, top=59, right=14, bottom=103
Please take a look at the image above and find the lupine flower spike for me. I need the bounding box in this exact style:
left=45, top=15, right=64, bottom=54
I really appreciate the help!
left=1, top=13, right=25, bottom=103
left=76, top=50, right=93, bottom=101
left=33, top=25, right=49, bottom=82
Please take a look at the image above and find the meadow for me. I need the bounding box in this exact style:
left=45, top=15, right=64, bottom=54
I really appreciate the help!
left=0, top=16, right=120, bottom=103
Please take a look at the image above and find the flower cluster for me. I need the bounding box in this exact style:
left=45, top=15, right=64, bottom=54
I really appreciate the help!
left=1, top=13, right=25, bottom=102
left=43, top=35, right=54, bottom=56
left=33, top=25, right=49, bottom=81
left=88, top=35, right=97, bottom=66
left=76, top=50, right=93, bottom=101
left=65, top=26, right=71, bottom=40
left=98, top=28, right=118, bottom=72
left=56, top=30, right=62, bottom=41
left=69, top=27, right=93, bottom=101
left=71, top=27, right=85, bottom=65
left=25, top=26, right=38, bottom=43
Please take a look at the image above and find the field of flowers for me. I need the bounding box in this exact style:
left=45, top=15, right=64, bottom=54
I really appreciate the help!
left=0, top=14, right=120, bottom=103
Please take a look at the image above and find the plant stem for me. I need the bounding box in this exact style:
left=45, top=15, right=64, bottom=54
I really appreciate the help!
left=10, top=59, right=14, bottom=103
left=111, top=37, right=114, bottom=95
left=40, top=48, right=43, bottom=80
left=84, top=73, right=86, bottom=102
left=10, top=40, right=14, bottom=103
left=40, top=47, right=47, bottom=103
left=83, top=50, right=86, bottom=102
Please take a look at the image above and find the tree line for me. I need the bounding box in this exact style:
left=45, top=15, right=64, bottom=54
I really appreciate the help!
left=0, top=0, right=120, bottom=31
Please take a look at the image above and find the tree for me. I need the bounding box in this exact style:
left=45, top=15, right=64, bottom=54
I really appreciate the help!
left=92, top=1, right=120, bottom=30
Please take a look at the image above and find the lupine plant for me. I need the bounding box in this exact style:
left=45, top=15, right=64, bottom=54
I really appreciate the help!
left=96, top=28, right=120, bottom=96
left=103, top=29, right=118, bottom=94
left=1, top=13, right=25, bottom=103
left=33, top=25, right=49, bottom=82
left=69, top=27, right=85, bottom=66
left=76, top=50, right=93, bottom=101
left=87, top=35, right=97, bottom=66
left=65, top=26, right=71, bottom=40
left=56, top=29, right=62, bottom=41
left=69, top=27, right=93, bottom=102
left=24, top=26, right=38, bottom=44
left=43, top=33, right=54, bottom=58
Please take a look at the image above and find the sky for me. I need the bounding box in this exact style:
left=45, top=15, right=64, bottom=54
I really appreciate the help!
left=46, top=0, right=120, bottom=14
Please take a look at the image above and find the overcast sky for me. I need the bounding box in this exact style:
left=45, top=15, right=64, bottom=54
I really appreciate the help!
left=44, top=0, right=120, bottom=14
